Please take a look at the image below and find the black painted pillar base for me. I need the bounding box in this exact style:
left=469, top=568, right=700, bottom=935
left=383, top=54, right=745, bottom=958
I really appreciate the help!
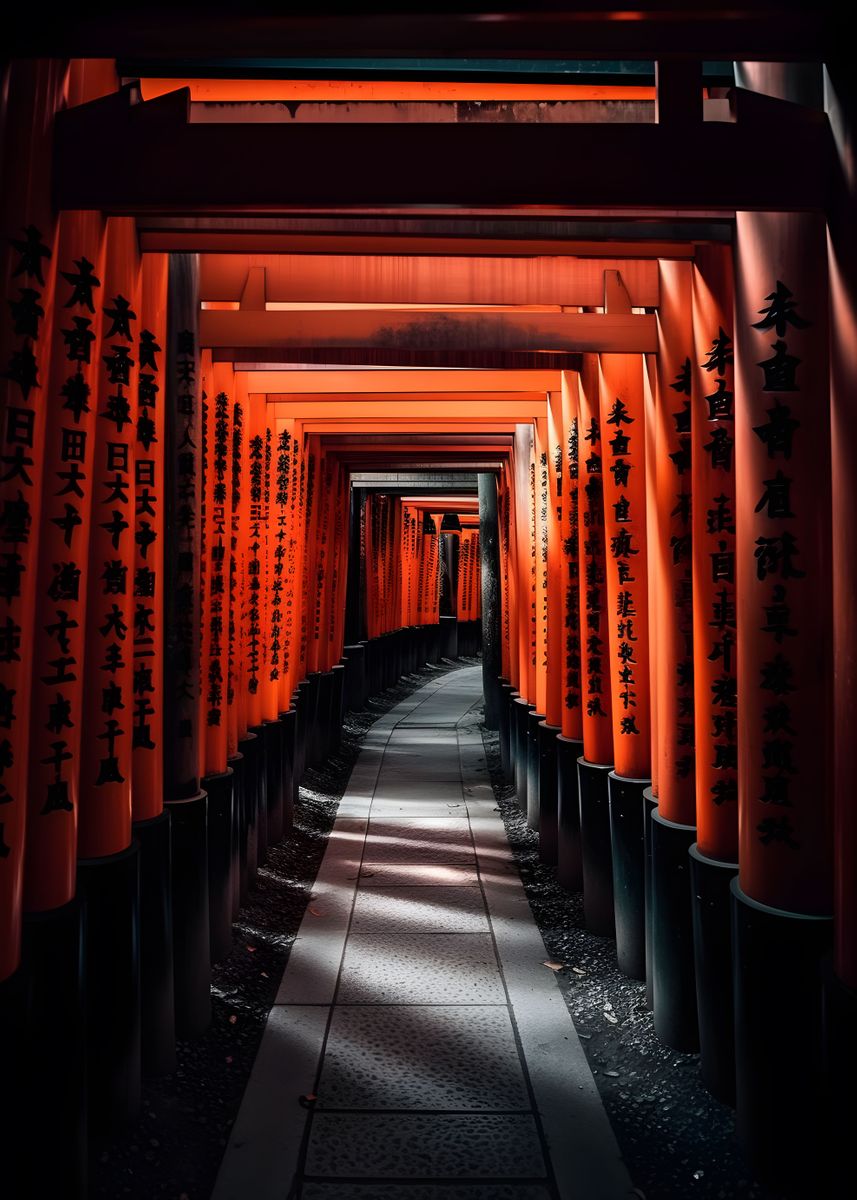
left=248, top=723, right=269, bottom=862
left=237, top=732, right=259, bottom=891
left=526, top=710, right=544, bottom=831
left=440, top=614, right=458, bottom=659
left=556, top=736, right=584, bottom=891
left=167, top=790, right=211, bottom=1038
left=498, top=681, right=513, bottom=778
left=314, top=670, right=335, bottom=763
left=577, top=758, right=615, bottom=937
left=293, top=680, right=310, bottom=787
left=689, top=844, right=738, bottom=1105
left=77, top=842, right=141, bottom=1133
left=430, top=622, right=443, bottom=665
left=512, top=697, right=532, bottom=813
left=824, top=966, right=857, bottom=1189
left=650, top=809, right=699, bottom=1050
left=279, top=709, right=297, bottom=831
left=204, top=768, right=235, bottom=964
left=537, top=721, right=560, bottom=863
left=643, top=787, right=656, bottom=1010
left=133, top=809, right=175, bottom=1075
left=608, top=772, right=650, bottom=980
left=306, top=671, right=322, bottom=762
left=343, top=643, right=366, bottom=711
left=330, top=662, right=346, bottom=753
left=228, top=751, right=246, bottom=915
left=731, top=880, right=833, bottom=1193
left=362, top=638, right=377, bottom=695
left=506, top=690, right=520, bottom=780
left=4, top=898, right=87, bottom=1198
left=263, top=718, right=285, bottom=845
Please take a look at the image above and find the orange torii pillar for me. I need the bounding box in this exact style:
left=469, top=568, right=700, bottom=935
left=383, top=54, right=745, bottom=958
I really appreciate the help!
left=828, top=92, right=857, bottom=1171
left=526, top=413, right=554, bottom=838
left=75, top=218, right=142, bottom=1129
left=732, top=211, right=833, bottom=1190
left=306, top=450, right=347, bottom=762
left=271, top=419, right=298, bottom=835
left=257, top=405, right=288, bottom=858
left=689, top=243, right=740, bottom=1104
left=576, top=356, right=616, bottom=935
left=131, top=252, right=174, bottom=1074
left=478, top=473, right=502, bottom=726
left=497, top=469, right=519, bottom=778
left=229, top=382, right=259, bottom=901
left=647, top=258, right=700, bottom=1051
left=439, top=511, right=460, bottom=661
left=280, top=418, right=306, bottom=812
left=164, top=253, right=210, bottom=1038
left=599, top=351, right=651, bottom=979
left=328, top=461, right=351, bottom=745
left=511, top=425, right=537, bottom=814
left=0, top=65, right=67, bottom=1174
left=554, top=374, right=585, bottom=890
left=242, top=393, right=272, bottom=861
left=291, top=435, right=323, bottom=777
left=199, top=360, right=237, bottom=964
left=536, top=391, right=567, bottom=865
left=17, top=207, right=103, bottom=1192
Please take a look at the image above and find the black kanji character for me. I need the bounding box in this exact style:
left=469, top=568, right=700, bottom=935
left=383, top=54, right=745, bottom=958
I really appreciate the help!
left=752, top=281, right=810, bottom=336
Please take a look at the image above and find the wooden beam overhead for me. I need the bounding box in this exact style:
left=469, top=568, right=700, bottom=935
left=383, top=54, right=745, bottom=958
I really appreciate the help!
left=238, top=369, right=559, bottom=393
left=199, top=254, right=660, bottom=307
left=202, top=308, right=655, bottom=354
left=54, top=85, right=832, bottom=213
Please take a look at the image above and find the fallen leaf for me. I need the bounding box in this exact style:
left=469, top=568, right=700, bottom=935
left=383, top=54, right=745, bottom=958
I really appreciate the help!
left=246, top=946, right=257, bottom=953
left=604, top=1012, right=619, bottom=1025
left=260, top=971, right=269, bottom=979
left=572, top=967, right=587, bottom=976
left=308, top=907, right=324, bottom=917
left=543, top=960, right=565, bottom=972
left=228, top=1014, right=237, bottom=1025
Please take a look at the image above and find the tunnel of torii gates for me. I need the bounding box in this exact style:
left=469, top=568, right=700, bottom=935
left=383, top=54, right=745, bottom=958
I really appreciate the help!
left=1, top=49, right=857, bottom=1200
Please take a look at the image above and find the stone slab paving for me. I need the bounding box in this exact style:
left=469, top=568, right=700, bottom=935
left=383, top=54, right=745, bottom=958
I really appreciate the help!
left=212, top=666, right=633, bottom=1200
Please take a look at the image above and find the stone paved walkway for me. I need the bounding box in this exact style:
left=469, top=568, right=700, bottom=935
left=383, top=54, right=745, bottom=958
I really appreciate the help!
left=212, top=666, right=633, bottom=1200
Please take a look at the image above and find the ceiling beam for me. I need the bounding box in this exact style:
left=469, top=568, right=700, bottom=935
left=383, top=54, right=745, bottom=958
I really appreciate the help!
left=202, top=308, right=655, bottom=355
left=240, top=369, right=559, bottom=392
left=199, top=254, right=660, bottom=307
left=54, top=85, right=832, bottom=213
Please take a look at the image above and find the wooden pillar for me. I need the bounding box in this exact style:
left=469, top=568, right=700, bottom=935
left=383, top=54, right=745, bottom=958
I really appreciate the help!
left=688, top=241, right=739, bottom=1103
left=598, top=351, right=651, bottom=979
left=164, top=253, right=210, bottom=1036
left=479, top=472, right=501, bottom=729
left=648, top=259, right=699, bottom=1048
left=731, top=209, right=833, bottom=1189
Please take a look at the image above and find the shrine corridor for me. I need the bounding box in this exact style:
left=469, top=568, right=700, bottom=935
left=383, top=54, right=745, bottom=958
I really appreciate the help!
left=213, top=666, right=628, bottom=1200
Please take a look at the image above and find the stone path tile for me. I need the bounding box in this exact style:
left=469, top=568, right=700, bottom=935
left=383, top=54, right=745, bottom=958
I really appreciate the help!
left=316, top=1004, right=529, bottom=1110
left=337, top=932, right=506, bottom=1005
left=356, top=863, right=481, bottom=887
left=305, top=1113, right=547, bottom=1178
left=350, top=885, right=490, bottom=934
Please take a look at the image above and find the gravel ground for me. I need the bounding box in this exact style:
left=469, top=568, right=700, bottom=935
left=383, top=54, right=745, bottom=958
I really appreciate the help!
left=92, top=659, right=466, bottom=1200
left=479, top=721, right=786, bottom=1200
